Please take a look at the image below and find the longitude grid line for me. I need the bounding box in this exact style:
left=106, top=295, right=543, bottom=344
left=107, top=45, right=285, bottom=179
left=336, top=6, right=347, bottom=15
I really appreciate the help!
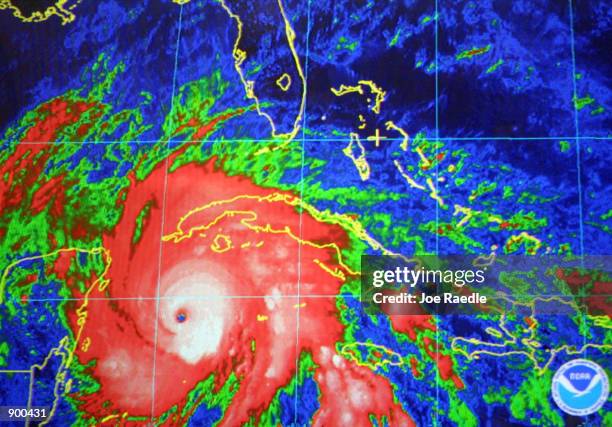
left=568, top=0, right=585, bottom=265
left=25, top=368, right=35, bottom=427
left=568, top=0, right=588, bottom=357
left=294, top=0, right=312, bottom=423
left=434, top=0, right=440, bottom=424
left=150, top=4, right=183, bottom=423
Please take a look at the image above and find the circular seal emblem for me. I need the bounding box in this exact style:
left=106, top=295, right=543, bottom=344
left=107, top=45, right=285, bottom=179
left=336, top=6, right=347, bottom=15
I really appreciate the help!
left=552, top=359, right=609, bottom=416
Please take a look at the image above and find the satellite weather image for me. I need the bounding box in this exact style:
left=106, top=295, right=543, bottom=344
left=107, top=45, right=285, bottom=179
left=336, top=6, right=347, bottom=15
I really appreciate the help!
left=0, top=0, right=610, bottom=426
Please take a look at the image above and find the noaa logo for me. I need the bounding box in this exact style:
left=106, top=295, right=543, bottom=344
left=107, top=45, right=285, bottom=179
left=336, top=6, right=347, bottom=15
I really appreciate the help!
left=552, top=359, right=609, bottom=416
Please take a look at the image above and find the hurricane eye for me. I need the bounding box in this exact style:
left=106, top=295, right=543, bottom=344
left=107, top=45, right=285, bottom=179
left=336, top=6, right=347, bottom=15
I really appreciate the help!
left=176, top=312, right=187, bottom=323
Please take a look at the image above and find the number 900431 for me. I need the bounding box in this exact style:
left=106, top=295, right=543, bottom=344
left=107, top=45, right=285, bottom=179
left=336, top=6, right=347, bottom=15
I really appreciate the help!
left=0, top=406, right=49, bottom=421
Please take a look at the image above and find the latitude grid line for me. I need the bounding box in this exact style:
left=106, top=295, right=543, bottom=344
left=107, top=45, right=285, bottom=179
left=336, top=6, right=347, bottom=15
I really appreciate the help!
left=14, top=293, right=612, bottom=303
left=12, top=135, right=612, bottom=145
left=149, top=4, right=184, bottom=424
